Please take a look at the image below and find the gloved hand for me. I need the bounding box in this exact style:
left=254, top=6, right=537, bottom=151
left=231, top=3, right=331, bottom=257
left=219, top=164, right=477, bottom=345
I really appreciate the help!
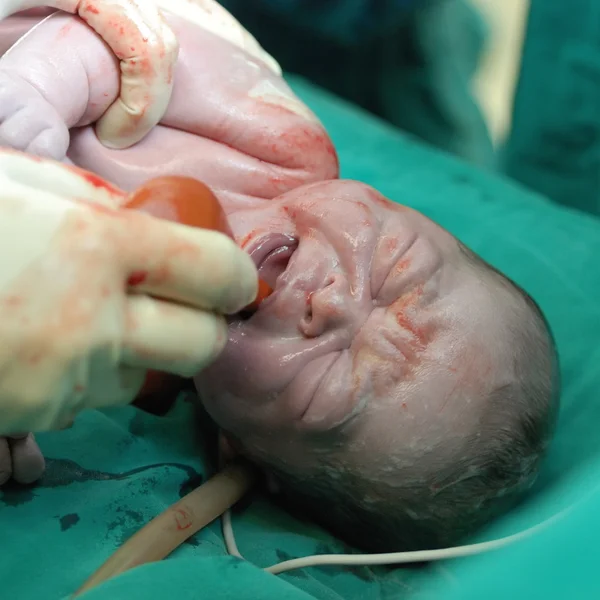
left=0, top=148, right=258, bottom=438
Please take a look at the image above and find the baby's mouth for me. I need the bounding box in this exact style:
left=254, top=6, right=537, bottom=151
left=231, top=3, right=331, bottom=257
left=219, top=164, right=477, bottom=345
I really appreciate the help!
left=233, top=234, right=298, bottom=321
left=248, top=234, right=298, bottom=289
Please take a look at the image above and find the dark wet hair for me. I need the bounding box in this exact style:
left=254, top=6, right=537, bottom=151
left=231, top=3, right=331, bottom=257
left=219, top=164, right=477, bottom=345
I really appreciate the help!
left=267, top=245, right=560, bottom=553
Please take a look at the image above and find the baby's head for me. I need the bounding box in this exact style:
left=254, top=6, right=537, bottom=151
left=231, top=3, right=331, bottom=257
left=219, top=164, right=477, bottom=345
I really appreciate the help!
left=195, top=180, right=559, bottom=552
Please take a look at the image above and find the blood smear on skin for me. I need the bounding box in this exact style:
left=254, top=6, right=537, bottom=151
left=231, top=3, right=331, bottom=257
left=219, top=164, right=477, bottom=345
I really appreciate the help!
left=127, top=271, right=148, bottom=286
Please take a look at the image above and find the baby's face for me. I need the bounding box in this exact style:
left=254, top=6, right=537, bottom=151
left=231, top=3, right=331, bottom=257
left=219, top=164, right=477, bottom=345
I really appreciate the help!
left=195, top=180, right=512, bottom=478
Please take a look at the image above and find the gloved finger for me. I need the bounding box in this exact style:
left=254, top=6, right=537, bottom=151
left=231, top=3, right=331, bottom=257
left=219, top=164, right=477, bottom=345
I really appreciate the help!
left=156, top=0, right=281, bottom=75
left=0, top=148, right=125, bottom=207
left=121, top=294, right=228, bottom=377
left=0, top=438, right=12, bottom=485
left=8, top=433, right=45, bottom=484
left=0, top=0, right=179, bottom=150
left=118, top=211, right=258, bottom=314
left=79, top=0, right=179, bottom=149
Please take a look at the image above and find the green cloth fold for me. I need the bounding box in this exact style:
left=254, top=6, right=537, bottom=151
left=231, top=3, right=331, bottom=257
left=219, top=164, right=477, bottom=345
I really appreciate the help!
left=2, top=77, right=600, bottom=599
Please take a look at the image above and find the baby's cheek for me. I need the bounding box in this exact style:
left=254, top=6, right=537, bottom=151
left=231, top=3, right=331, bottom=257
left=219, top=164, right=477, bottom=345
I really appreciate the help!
left=193, top=370, right=261, bottom=438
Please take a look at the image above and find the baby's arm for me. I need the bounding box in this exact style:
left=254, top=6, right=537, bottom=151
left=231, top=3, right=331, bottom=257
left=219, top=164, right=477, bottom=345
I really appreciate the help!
left=0, top=8, right=57, bottom=56
left=0, top=11, right=122, bottom=160
left=0, top=14, right=338, bottom=207
left=1, top=8, right=339, bottom=203
left=66, top=12, right=340, bottom=206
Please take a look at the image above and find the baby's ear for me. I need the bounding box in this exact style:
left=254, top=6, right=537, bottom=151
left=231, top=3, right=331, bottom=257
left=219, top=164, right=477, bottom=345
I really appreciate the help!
left=0, top=71, right=68, bottom=161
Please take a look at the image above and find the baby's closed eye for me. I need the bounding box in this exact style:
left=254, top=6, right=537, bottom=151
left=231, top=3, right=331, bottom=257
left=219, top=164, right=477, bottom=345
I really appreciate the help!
left=375, top=235, right=442, bottom=307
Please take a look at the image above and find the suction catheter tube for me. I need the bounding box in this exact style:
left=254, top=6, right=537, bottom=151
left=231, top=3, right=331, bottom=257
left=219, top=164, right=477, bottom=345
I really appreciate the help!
left=73, top=460, right=257, bottom=596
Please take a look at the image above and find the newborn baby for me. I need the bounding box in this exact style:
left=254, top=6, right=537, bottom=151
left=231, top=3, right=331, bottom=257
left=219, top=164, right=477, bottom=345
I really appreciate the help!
left=196, top=180, right=559, bottom=552
left=0, top=4, right=558, bottom=552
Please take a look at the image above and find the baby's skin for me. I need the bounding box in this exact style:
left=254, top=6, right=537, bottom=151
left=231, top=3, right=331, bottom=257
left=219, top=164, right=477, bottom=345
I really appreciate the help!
left=0, top=8, right=55, bottom=56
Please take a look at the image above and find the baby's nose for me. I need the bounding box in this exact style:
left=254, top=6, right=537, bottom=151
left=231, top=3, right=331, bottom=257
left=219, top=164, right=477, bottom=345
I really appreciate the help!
left=299, top=274, right=358, bottom=339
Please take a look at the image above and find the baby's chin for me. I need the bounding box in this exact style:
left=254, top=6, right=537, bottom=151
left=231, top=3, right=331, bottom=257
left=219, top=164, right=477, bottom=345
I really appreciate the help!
left=195, top=343, right=350, bottom=433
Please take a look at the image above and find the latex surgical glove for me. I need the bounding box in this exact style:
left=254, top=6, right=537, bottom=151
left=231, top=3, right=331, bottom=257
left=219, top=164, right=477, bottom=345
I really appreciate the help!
left=0, top=149, right=258, bottom=436
left=0, top=0, right=280, bottom=150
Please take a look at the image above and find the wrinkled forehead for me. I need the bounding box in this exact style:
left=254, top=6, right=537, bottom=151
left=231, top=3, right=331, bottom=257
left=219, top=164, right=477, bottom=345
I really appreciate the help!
left=228, top=179, right=457, bottom=248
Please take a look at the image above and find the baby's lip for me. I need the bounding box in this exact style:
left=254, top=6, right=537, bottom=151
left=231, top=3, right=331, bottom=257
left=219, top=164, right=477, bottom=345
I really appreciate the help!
left=248, top=233, right=298, bottom=270
left=235, top=233, right=329, bottom=330
left=231, top=233, right=298, bottom=320
left=247, top=233, right=299, bottom=293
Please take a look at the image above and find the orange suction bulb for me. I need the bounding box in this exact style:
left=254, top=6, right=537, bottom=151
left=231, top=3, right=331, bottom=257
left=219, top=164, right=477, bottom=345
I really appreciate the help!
left=125, top=176, right=234, bottom=238
left=242, top=279, right=273, bottom=313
